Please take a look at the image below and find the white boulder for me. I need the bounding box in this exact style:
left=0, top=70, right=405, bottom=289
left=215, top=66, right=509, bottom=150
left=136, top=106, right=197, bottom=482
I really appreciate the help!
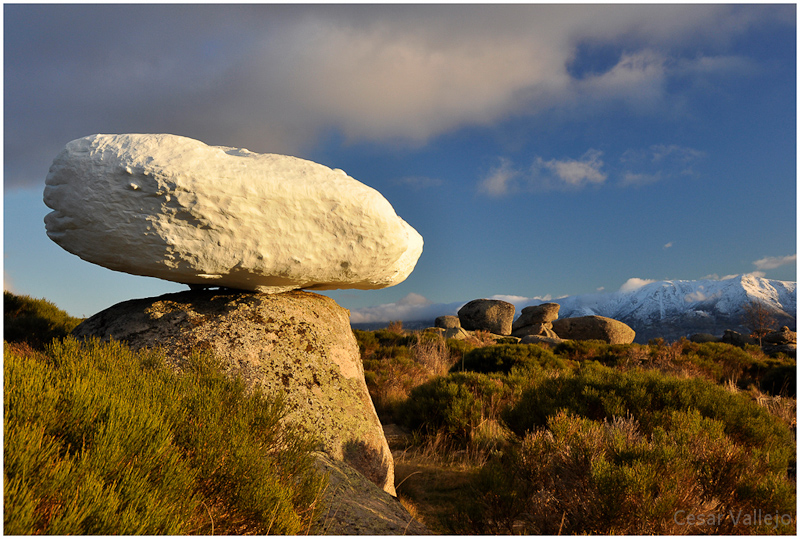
left=43, top=134, right=423, bottom=293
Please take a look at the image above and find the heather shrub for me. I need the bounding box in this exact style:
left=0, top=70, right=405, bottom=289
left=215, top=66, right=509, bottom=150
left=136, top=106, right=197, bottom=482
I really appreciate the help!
left=464, top=410, right=795, bottom=534
left=398, top=372, right=513, bottom=445
left=3, top=291, right=82, bottom=349
left=399, top=375, right=481, bottom=442
left=680, top=341, right=756, bottom=384
left=456, top=343, right=574, bottom=375
left=4, top=337, right=326, bottom=535
left=504, top=364, right=795, bottom=475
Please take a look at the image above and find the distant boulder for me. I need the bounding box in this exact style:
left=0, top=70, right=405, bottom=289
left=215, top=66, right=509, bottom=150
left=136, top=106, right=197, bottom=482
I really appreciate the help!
left=435, top=315, right=461, bottom=329
left=722, top=329, right=755, bottom=348
left=444, top=327, right=472, bottom=340
left=552, top=315, right=635, bottom=344
left=512, top=303, right=560, bottom=339
left=514, top=303, right=560, bottom=327
left=763, top=326, right=796, bottom=345
left=458, top=299, right=515, bottom=335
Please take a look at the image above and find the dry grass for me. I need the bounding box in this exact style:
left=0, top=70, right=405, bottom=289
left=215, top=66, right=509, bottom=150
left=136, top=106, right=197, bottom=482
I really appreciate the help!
left=748, top=385, right=797, bottom=430
left=411, top=333, right=454, bottom=377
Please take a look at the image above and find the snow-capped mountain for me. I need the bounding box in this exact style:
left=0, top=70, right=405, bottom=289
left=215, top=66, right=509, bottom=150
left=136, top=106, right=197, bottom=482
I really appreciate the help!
left=349, top=275, right=796, bottom=341
left=552, top=274, right=796, bottom=342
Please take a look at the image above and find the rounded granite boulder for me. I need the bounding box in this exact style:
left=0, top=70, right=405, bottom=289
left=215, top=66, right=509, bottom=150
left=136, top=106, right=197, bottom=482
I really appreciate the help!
left=43, top=134, right=423, bottom=293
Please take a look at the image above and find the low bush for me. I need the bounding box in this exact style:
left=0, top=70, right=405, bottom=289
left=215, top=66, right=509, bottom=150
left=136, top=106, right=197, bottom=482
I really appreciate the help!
left=399, top=375, right=481, bottom=442
left=398, top=372, right=513, bottom=446
left=503, top=364, right=795, bottom=475
left=456, top=343, right=574, bottom=375
left=4, top=337, right=326, bottom=535
left=465, top=410, right=795, bottom=534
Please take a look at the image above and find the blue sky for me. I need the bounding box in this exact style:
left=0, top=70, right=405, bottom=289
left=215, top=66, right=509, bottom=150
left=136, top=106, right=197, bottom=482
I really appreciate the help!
left=3, top=3, right=797, bottom=320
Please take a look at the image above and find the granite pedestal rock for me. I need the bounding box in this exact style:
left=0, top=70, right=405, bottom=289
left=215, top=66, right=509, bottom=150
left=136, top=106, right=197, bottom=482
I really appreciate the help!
left=512, top=302, right=560, bottom=338
left=72, top=289, right=397, bottom=496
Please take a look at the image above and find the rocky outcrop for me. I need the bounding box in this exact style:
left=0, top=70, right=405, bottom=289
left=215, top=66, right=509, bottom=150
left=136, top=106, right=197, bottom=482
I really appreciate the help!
left=761, top=326, right=797, bottom=356
left=44, top=134, right=423, bottom=293
left=512, top=302, right=560, bottom=338
left=444, top=327, right=472, bottom=340
left=71, top=289, right=396, bottom=496
left=763, top=326, right=796, bottom=345
left=552, top=315, right=635, bottom=344
left=721, top=329, right=755, bottom=347
left=458, top=299, right=515, bottom=335
left=311, top=452, right=428, bottom=535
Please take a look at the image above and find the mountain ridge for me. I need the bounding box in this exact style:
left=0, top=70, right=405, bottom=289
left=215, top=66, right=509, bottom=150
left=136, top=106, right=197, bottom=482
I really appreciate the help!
left=350, top=275, right=796, bottom=343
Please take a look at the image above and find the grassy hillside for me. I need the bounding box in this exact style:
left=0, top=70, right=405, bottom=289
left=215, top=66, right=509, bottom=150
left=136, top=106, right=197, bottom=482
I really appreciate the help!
left=3, top=292, right=327, bottom=534
left=3, top=291, right=83, bottom=348
left=357, top=323, right=797, bottom=534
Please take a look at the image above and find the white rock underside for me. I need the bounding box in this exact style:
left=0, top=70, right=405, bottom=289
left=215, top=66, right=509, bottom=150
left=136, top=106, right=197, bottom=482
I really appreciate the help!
left=44, top=134, right=423, bottom=293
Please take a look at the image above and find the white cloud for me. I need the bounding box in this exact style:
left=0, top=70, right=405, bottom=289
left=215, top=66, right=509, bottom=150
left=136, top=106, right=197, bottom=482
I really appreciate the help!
left=478, top=158, right=519, bottom=197
left=702, top=273, right=742, bottom=281
left=619, top=277, right=657, bottom=292
left=663, top=242, right=674, bottom=249
left=618, top=143, right=704, bottom=187
left=348, top=294, right=463, bottom=324
left=619, top=171, right=663, bottom=187
left=753, top=254, right=796, bottom=271
left=397, top=292, right=432, bottom=306
left=534, top=149, right=607, bottom=188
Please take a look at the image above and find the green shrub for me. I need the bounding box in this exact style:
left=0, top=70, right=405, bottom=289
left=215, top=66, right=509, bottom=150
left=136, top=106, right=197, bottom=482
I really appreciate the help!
left=465, top=410, right=795, bottom=534
left=3, top=291, right=82, bottom=348
left=4, top=337, right=326, bottom=535
left=445, top=337, right=475, bottom=357
left=399, top=375, right=482, bottom=442
left=681, top=341, right=755, bottom=383
left=503, top=365, right=795, bottom=475
left=456, top=343, right=573, bottom=375
left=398, top=371, right=515, bottom=446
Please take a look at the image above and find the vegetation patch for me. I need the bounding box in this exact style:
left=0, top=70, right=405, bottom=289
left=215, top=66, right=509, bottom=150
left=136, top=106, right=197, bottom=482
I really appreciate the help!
left=4, top=336, right=326, bottom=534
left=361, top=322, right=796, bottom=535
left=3, top=291, right=82, bottom=348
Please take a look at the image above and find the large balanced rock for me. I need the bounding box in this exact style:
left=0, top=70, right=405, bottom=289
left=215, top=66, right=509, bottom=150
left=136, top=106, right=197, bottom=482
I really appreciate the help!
left=43, top=134, right=423, bottom=293
left=552, top=315, right=635, bottom=344
left=72, top=289, right=396, bottom=495
left=458, top=299, right=515, bottom=335
left=511, top=302, right=560, bottom=338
